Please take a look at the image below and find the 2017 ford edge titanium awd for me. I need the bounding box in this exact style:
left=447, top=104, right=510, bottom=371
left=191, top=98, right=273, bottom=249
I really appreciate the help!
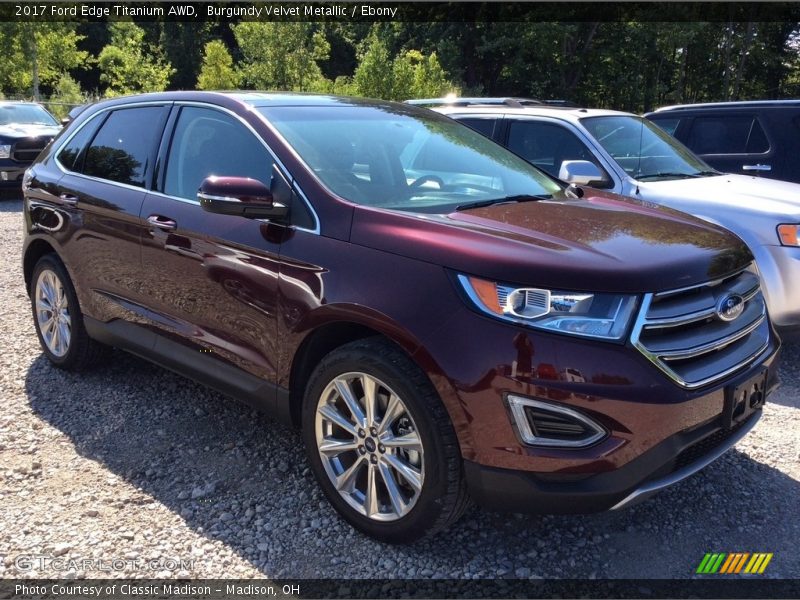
left=22, top=92, right=779, bottom=542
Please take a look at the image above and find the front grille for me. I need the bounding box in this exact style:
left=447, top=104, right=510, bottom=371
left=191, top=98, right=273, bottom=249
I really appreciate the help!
left=631, top=267, right=770, bottom=389
left=12, top=137, right=52, bottom=163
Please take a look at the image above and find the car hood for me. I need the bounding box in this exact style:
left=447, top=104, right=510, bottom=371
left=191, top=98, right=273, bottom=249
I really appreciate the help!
left=0, top=123, right=60, bottom=140
left=350, top=190, right=752, bottom=294
left=634, top=174, right=800, bottom=245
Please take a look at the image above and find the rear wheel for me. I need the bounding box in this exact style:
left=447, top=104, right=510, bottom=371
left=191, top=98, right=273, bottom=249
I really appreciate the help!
left=30, top=255, right=108, bottom=371
left=302, top=338, right=469, bottom=543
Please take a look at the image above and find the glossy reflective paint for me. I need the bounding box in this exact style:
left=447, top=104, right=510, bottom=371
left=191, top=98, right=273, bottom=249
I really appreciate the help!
left=22, top=91, right=778, bottom=488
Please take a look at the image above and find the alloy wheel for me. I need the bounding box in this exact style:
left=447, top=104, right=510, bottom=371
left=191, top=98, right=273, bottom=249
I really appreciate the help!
left=35, top=269, right=71, bottom=358
left=314, top=372, right=424, bottom=521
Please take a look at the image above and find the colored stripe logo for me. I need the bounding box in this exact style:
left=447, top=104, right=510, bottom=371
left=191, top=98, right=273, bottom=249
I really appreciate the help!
left=696, top=553, right=773, bottom=574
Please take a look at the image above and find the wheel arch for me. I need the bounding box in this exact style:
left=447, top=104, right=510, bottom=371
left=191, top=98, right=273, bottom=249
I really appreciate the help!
left=23, top=237, right=60, bottom=294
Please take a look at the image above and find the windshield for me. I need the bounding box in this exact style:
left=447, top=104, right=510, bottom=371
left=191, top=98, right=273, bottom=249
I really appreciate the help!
left=0, top=104, right=58, bottom=126
left=258, top=104, right=561, bottom=213
left=581, top=115, right=714, bottom=181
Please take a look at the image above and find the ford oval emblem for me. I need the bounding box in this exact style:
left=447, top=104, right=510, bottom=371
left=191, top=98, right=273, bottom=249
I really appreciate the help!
left=716, top=294, right=745, bottom=322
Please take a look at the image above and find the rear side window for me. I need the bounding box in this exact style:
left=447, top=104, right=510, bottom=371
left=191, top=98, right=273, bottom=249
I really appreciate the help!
left=83, top=106, right=167, bottom=187
left=686, top=116, right=769, bottom=155
left=164, top=106, right=271, bottom=200
left=57, top=117, right=102, bottom=172
left=457, top=118, right=496, bottom=138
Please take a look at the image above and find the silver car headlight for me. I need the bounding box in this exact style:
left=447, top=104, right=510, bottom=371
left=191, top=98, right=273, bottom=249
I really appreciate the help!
left=0, top=145, right=11, bottom=159
left=457, top=274, right=638, bottom=341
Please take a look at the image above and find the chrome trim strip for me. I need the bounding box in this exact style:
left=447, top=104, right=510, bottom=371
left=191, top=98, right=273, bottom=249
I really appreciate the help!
left=611, top=411, right=761, bottom=510
left=644, top=286, right=760, bottom=329
left=507, top=395, right=607, bottom=448
left=658, top=312, right=766, bottom=361
left=630, top=293, right=770, bottom=389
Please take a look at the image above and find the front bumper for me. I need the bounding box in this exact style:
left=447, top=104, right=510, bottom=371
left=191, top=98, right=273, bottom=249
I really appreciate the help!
left=0, top=160, right=28, bottom=188
left=465, top=409, right=762, bottom=514
left=754, top=244, right=800, bottom=336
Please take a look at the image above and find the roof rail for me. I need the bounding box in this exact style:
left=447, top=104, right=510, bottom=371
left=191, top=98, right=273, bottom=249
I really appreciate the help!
left=405, top=97, right=545, bottom=108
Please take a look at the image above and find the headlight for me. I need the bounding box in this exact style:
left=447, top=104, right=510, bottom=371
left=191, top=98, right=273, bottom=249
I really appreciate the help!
left=457, top=274, right=638, bottom=341
left=0, top=145, right=11, bottom=159
left=777, top=224, right=799, bottom=247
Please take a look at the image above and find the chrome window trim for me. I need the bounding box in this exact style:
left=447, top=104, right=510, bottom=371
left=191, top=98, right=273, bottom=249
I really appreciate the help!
left=506, top=394, right=607, bottom=449
left=50, top=99, right=320, bottom=235
left=53, top=100, right=170, bottom=190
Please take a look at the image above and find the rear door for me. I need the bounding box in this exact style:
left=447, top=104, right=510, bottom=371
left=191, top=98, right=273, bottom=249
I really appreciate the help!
left=681, top=112, right=779, bottom=178
left=53, top=104, right=171, bottom=320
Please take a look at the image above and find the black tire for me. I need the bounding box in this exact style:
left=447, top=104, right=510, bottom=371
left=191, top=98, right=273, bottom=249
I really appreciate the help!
left=30, top=254, right=109, bottom=371
left=301, top=337, right=469, bottom=543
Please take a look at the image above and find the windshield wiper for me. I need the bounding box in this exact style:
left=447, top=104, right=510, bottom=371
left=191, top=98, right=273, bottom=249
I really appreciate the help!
left=635, top=171, right=705, bottom=181
left=455, top=194, right=549, bottom=211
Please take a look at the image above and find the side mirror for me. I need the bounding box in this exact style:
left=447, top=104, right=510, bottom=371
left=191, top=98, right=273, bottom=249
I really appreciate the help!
left=198, top=176, right=288, bottom=220
left=558, top=160, right=606, bottom=186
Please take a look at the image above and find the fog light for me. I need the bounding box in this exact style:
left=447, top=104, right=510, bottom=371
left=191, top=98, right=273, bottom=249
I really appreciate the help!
left=507, top=395, right=607, bottom=448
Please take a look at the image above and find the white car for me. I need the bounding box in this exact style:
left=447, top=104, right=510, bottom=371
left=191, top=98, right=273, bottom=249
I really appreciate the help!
left=413, top=99, right=800, bottom=337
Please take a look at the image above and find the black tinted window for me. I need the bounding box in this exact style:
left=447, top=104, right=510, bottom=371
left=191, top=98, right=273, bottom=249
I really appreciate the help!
left=57, top=117, right=102, bottom=172
left=507, top=120, right=605, bottom=181
left=164, top=107, right=270, bottom=200
left=83, top=107, right=166, bottom=187
left=686, top=115, right=769, bottom=155
left=650, top=117, right=681, bottom=136
left=458, top=118, right=496, bottom=138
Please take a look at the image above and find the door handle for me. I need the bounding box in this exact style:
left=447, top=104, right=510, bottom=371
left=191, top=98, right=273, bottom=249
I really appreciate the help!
left=58, top=193, right=79, bottom=206
left=742, top=164, right=771, bottom=172
left=147, top=215, right=177, bottom=231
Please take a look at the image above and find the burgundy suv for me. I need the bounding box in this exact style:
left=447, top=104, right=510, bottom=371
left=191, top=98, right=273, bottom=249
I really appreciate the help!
left=22, top=92, right=779, bottom=543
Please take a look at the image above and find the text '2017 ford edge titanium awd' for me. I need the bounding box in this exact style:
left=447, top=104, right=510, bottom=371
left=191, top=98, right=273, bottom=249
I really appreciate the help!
left=23, top=93, right=779, bottom=543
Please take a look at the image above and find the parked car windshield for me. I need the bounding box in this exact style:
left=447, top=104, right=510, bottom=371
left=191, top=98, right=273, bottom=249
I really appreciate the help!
left=258, top=104, right=562, bottom=212
left=581, top=115, right=714, bottom=181
left=0, top=104, right=58, bottom=126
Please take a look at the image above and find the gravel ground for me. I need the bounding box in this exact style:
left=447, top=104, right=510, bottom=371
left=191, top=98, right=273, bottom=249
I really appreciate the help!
left=0, top=198, right=798, bottom=580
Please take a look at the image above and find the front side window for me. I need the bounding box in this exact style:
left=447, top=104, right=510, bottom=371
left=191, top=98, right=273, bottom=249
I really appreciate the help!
left=164, top=106, right=271, bottom=200
left=506, top=120, right=608, bottom=184
left=257, top=104, right=561, bottom=213
left=83, top=107, right=167, bottom=187
left=582, top=115, right=713, bottom=181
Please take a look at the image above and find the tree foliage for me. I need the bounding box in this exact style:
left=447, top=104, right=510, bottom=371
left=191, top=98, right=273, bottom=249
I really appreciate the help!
left=197, top=40, right=239, bottom=90
left=2, top=21, right=799, bottom=110
left=97, top=22, right=174, bottom=97
left=233, top=22, right=330, bottom=91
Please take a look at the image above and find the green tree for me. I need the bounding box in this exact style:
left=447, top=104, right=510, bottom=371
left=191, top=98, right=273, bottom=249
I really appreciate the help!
left=353, top=31, right=454, bottom=100
left=233, top=23, right=330, bottom=90
left=0, top=23, right=89, bottom=99
left=197, top=40, right=239, bottom=90
left=47, top=74, right=85, bottom=120
left=97, top=22, right=174, bottom=96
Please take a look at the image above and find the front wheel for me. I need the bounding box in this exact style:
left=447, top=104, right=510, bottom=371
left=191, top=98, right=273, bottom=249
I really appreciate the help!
left=301, top=338, right=469, bottom=543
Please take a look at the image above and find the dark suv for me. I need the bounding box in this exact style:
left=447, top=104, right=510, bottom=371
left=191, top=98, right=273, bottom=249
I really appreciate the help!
left=646, top=100, right=800, bottom=183
left=23, top=92, right=779, bottom=542
left=0, top=102, right=60, bottom=194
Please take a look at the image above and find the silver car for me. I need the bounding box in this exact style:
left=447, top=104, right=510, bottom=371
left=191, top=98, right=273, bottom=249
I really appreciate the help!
left=422, top=99, right=800, bottom=337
